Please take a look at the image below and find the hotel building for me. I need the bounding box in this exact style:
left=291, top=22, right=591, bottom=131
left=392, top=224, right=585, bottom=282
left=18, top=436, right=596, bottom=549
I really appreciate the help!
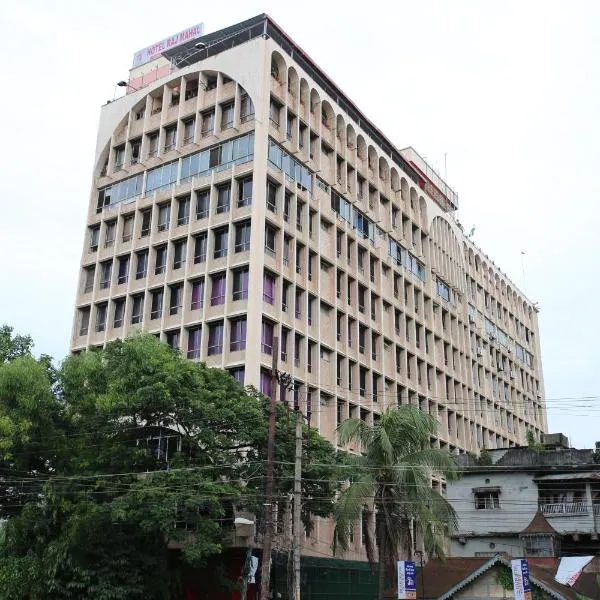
left=71, top=14, right=547, bottom=555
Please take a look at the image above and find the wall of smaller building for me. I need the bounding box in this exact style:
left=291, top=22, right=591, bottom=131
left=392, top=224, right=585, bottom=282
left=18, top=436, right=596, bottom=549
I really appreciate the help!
left=448, top=471, right=538, bottom=536
left=453, top=566, right=512, bottom=599
left=451, top=536, right=523, bottom=558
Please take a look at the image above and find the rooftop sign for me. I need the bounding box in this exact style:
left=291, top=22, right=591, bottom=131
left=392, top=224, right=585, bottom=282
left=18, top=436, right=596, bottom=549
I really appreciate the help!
left=132, top=23, right=205, bottom=68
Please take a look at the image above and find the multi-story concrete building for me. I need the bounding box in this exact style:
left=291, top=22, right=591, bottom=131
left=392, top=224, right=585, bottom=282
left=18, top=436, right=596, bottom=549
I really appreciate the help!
left=71, top=12, right=547, bottom=537
left=448, top=438, right=600, bottom=558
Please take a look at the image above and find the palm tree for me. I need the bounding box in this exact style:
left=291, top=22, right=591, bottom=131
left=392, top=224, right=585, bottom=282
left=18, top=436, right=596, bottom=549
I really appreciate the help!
left=333, top=405, right=458, bottom=598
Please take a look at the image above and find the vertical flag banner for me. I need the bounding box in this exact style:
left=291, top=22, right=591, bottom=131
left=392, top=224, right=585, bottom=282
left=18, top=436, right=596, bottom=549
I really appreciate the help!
left=511, top=558, right=533, bottom=600
left=397, top=560, right=417, bottom=599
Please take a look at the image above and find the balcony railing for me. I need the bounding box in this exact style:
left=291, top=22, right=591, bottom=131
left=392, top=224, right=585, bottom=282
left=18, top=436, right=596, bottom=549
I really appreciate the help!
left=539, top=502, right=588, bottom=516
left=594, top=504, right=600, bottom=516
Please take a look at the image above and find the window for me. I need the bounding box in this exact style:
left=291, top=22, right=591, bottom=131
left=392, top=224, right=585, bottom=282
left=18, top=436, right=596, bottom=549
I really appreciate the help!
left=151, top=289, right=164, bottom=320
left=183, top=118, right=195, bottom=143
left=295, top=289, right=302, bottom=319
left=211, top=272, right=226, bottom=306
left=104, top=221, right=116, bottom=247
left=266, top=181, right=278, bottom=213
left=196, top=189, right=210, bottom=219
left=131, top=295, right=144, bottom=324
left=177, top=196, right=190, bottom=226
left=89, top=226, right=100, bottom=252
left=261, top=320, right=274, bottom=354
left=269, top=98, right=281, bottom=126
left=113, top=299, right=125, bottom=328
left=295, top=243, right=303, bottom=274
left=474, top=489, right=500, bottom=510
left=122, top=215, right=134, bottom=242
left=169, top=284, right=182, bottom=315
left=191, top=279, right=204, bottom=310
left=135, top=109, right=145, bottom=121
left=166, top=330, right=180, bottom=349
left=185, top=81, right=198, bottom=101
left=216, top=185, right=231, bottom=214
left=286, top=112, right=295, bottom=141
left=147, top=131, right=159, bottom=157
left=164, top=125, right=177, bottom=151
left=260, top=369, right=273, bottom=399
left=437, top=279, right=451, bottom=303
left=201, top=110, right=215, bottom=137
left=117, top=255, right=129, bottom=284
left=282, top=281, right=289, bottom=312
left=173, top=239, right=187, bottom=269
left=296, top=201, right=304, bottom=231
left=79, top=307, right=90, bottom=335
left=232, top=268, right=249, bottom=301
left=140, top=210, right=151, bottom=237
left=265, top=225, right=276, bottom=257
left=238, top=177, right=253, bottom=207
left=240, top=93, right=254, bottom=122
left=187, top=327, right=202, bottom=359
left=263, top=271, right=275, bottom=304
left=221, top=102, right=234, bottom=130
left=213, top=227, right=229, bottom=258
left=154, top=245, right=167, bottom=275
left=283, top=193, right=291, bottom=222
left=230, top=317, right=247, bottom=351
left=235, top=221, right=251, bottom=252
left=281, top=328, right=289, bottom=361
left=158, top=204, right=170, bottom=231
left=194, top=233, right=207, bottom=264
left=130, top=138, right=141, bottom=164
left=205, top=75, right=217, bottom=90
left=207, top=321, right=224, bottom=355
left=83, top=266, right=95, bottom=293
left=136, top=250, right=148, bottom=279
left=114, top=145, right=125, bottom=168
left=95, top=303, right=107, bottom=332
left=229, top=367, right=245, bottom=385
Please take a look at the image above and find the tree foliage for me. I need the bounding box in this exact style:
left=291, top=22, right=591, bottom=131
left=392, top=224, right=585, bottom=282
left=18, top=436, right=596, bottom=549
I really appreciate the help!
left=333, top=406, right=459, bottom=598
left=0, top=332, right=341, bottom=599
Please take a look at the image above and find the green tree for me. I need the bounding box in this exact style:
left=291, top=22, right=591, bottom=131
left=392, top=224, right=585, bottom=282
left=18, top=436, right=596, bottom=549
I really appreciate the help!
left=333, top=406, right=458, bottom=599
left=0, top=325, right=33, bottom=364
left=0, top=333, right=341, bottom=598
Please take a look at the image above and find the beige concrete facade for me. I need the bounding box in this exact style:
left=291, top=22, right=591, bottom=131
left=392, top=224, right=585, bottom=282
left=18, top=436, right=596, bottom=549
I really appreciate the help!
left=71, top=15, right=547, bottom=561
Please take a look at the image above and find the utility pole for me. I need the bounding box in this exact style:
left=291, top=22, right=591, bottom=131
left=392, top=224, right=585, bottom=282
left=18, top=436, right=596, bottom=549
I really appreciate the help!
left=292, top=399, right=303, bottom=600
left=259, top=336, right=279, bottom=600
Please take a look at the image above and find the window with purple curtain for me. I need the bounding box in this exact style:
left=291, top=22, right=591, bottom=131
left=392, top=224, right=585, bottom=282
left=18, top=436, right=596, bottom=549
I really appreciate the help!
left=263, top=272, right=275, bottom=304
left=260, top=369, right=273, bottom=399
left=211, top=273, right=226, bottom=306
left=232, top=268, right=249, bottom=301
left=230, top=317, right=247, bottom=351
left=187, top=326, right=202, bottom=359
left=261, top=320, right=273, bottom=354
left=207, top=321, right=224, bottom=355
left=230, top=367, right=245, bottom=385
left=191, top=279, right=205, bottom=310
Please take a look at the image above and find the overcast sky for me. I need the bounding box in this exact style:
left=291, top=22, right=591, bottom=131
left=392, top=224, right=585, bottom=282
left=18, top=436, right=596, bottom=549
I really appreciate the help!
left=1, top=0, right=598, bottom=447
